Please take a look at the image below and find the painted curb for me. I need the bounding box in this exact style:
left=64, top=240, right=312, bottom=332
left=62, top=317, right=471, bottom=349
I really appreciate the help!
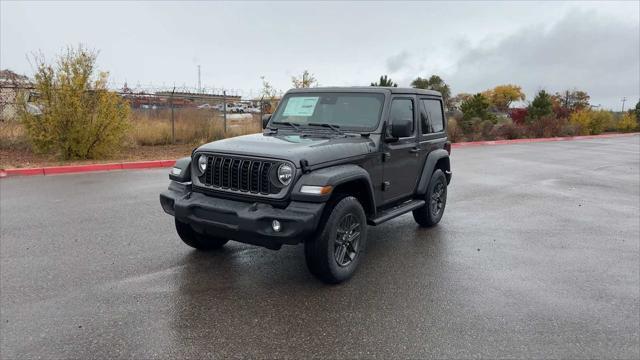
left=1, top=132, right=637, bottom=178
left=0, top=160, right=177, bottom=178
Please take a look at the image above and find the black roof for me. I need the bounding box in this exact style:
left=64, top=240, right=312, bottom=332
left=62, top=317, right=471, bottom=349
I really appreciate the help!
left=287, top=86, right=442, bottom=97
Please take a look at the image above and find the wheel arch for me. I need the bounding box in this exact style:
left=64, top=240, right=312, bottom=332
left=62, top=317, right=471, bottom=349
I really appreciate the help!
left=290, top=164, right=376, bottom=217
left=416, top=149, right=451, bottom=195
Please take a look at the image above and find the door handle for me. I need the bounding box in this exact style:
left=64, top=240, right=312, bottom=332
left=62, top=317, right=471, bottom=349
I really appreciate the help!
left=409, top=147, right=421, bottom=153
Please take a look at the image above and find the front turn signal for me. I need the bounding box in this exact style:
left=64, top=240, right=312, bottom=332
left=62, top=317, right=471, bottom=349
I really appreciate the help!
left=300, top=185, right=333, bottom=195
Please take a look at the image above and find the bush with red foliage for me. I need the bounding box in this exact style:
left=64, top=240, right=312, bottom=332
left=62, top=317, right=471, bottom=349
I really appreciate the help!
left=509, top=108, right=528, bottom=124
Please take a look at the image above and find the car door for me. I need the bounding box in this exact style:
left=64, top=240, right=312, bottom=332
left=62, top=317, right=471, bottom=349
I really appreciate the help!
left=382, top=96, right=420, bottom=205
left=417, top=97, right=447, bottom=174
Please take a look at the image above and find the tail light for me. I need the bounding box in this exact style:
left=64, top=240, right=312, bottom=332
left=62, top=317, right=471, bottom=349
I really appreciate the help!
left=444, top=142, right=451, bottom=155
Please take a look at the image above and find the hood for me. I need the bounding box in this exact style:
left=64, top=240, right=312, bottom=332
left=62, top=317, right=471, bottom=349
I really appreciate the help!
left=197, top=132, right=378, bottom=167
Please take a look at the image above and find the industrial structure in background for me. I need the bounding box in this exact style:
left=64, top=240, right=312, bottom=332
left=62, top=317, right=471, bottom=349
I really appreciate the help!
left=0, top=70, right=280, bottom=122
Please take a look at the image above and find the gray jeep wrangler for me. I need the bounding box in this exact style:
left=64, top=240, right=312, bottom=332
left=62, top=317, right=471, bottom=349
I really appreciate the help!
left=160, top=87, right=452, bottom=283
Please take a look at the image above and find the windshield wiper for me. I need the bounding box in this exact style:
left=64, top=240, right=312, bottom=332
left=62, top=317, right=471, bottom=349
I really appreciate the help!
left=272, top=121, right=301, bottom=131
left=308, top=122, right=342, bottom=134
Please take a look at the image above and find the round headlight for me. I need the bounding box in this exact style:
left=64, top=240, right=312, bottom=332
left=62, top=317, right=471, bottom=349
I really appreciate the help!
left=277, top=163, right=293, bottom=185
left=197, top=155, right=208, bottom=174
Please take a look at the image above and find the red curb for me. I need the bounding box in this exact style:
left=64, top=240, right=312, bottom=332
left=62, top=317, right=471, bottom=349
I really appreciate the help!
left=1, top=167, right=45, bottom=177
left=43, top=163, right=123, bottom=175
left=1, top=159, right=176, bottom=178
left=1, top=132, right=637, bottom=178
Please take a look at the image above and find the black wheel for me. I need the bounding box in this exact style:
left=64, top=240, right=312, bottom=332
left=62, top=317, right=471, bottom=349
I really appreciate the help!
left=175, top=219, right=228, bottom=250
left=413, top=169, right=447, bottom=227
left=304, top=196, right=367, bottom=284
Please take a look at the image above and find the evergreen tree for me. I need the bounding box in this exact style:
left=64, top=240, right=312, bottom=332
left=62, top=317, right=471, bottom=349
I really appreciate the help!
left=370, top=75, right=397, bottom=87
left=527, top=90, right=554, bottom=123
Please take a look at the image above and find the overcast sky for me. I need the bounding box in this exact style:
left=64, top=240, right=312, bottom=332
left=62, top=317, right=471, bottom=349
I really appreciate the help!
left=1, top=1, right=638, bottom=109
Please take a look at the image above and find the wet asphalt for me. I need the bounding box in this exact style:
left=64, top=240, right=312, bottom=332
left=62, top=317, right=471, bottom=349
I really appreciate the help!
left=1, top=135, right=639, bottom=359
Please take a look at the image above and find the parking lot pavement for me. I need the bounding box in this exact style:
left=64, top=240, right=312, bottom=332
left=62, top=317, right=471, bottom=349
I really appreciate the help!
left=1, top=135, right=638, bottom=359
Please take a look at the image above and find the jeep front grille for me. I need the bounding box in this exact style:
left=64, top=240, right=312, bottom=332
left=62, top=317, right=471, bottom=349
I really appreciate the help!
left=198, top=155, right=277, bottom=194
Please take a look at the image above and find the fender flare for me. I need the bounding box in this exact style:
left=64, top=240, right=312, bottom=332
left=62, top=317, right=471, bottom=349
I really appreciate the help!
left=290, top=164, right=376, bottom=208
left=169, top=156, right=192, bottom=182
left=416, top=149, right=450, bottom=195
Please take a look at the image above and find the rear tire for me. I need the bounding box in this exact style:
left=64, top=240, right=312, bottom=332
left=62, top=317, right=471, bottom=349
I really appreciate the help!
left=305, top=196, right=367, bottom=284
left=175, top=219, right=228, bottom=250
left=413, top=169, right=447, bottom=227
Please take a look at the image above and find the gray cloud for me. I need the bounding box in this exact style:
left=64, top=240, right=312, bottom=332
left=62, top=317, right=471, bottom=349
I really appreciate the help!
left=386, top=51, right=411, bottom=73
left=446, top=10, right=639, bottom=109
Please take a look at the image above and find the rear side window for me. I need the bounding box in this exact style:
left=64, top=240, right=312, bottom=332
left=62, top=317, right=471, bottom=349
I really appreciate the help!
left=420, top=99, right=445, bottom=134
left=390, top=98, right=414, bottom=134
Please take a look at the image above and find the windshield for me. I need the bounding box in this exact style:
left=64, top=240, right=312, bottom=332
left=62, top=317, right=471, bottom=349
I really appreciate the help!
left=270, top=92, right=385, bottom=131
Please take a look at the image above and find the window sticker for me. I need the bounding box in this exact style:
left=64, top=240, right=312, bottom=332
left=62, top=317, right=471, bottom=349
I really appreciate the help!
left=282, top=96, right=319, bottom=117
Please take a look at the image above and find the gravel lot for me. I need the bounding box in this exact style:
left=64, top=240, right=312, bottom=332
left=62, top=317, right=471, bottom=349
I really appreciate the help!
left=1, top=135, right=639, bottom=359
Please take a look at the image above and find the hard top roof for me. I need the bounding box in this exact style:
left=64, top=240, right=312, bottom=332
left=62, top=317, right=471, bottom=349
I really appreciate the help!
left=286, top=86, right=442, bottom=97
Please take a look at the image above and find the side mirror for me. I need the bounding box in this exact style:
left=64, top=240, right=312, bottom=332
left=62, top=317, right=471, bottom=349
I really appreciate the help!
left=390, top=118, right=413, bottom=139
left=262, top=114, right=271, bottom=129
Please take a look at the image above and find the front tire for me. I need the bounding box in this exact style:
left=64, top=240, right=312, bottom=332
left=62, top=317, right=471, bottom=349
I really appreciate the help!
left=413, top=169, right=448, bottom=227
left=305, top=196, right=368, bottom=284
left=175, top=219, right=229, bottom=250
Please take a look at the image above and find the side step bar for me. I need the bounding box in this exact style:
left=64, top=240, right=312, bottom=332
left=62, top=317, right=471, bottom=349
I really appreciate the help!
left=367, top=199, right=425, bottom=226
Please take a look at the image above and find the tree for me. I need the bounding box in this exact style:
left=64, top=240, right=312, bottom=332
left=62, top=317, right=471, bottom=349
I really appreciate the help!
left=411, top=75, right=451, bottom=105
left=553, top=90, right=590, bottom=113
left=259, top=76, right=281, bottom=113
left=448, top=93, right=472, bottom=112
left=370, top=75, right=397, bottom=87
left=526, top=90, right=553, bottom=122
left=20, top=46, right=130, bottom=160
left=291, top=70, right=318, bottom=88
left=635, top=100, right=640, bottom=121
left=459, top=93, right=494, bottom=131
left=483, top=84, right=525, bottom=112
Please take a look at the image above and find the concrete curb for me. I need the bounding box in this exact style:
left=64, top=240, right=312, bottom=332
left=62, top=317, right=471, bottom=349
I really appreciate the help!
left=1, top=132, right=637, bottom=178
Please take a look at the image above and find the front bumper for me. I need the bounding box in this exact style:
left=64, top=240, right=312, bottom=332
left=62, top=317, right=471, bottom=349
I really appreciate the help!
left=160, top=182, right=325, bottom=249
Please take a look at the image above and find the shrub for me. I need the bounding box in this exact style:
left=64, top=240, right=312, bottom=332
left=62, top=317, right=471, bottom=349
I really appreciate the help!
left=568, top=109, right=613, bottom=135
left=527, top=115, right=565, bottom=138
left=493, top=122, right=524, bottom=140
left=589, top=110, right=612, bottom=135
left=559, top=122, right=581, bottom=137
left=447, top=118, right=464, bottom=142
left=509, top=108, right=528, bottom=124
left=569, top=109, right=591, bottom=135
left=478, top=119, right=496, bottom=140
left=20, top=46, right=130, bottom=159
left=617, top=113, right=638, bottom=132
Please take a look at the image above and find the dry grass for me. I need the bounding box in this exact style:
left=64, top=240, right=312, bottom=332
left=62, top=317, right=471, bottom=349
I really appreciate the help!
left=0, top=121, right=30, bottom=150
left=128, top=108, right=261, bottom=146
left=0, top=108, right=262, bottom=168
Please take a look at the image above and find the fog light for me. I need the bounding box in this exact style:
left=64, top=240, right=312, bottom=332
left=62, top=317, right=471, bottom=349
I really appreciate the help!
left=170, top=167, right=182, bottom=176
left=272, top=219, right=281, bottom=232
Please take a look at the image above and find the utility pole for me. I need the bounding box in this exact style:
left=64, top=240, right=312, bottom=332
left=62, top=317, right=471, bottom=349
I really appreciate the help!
left=223, top=90, right=227, bottom=134
left=197, top=65, right=201, bottom=93
left=621, top=97, right=627, bottom=112
left=171, top=86, right=176, bottom=144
